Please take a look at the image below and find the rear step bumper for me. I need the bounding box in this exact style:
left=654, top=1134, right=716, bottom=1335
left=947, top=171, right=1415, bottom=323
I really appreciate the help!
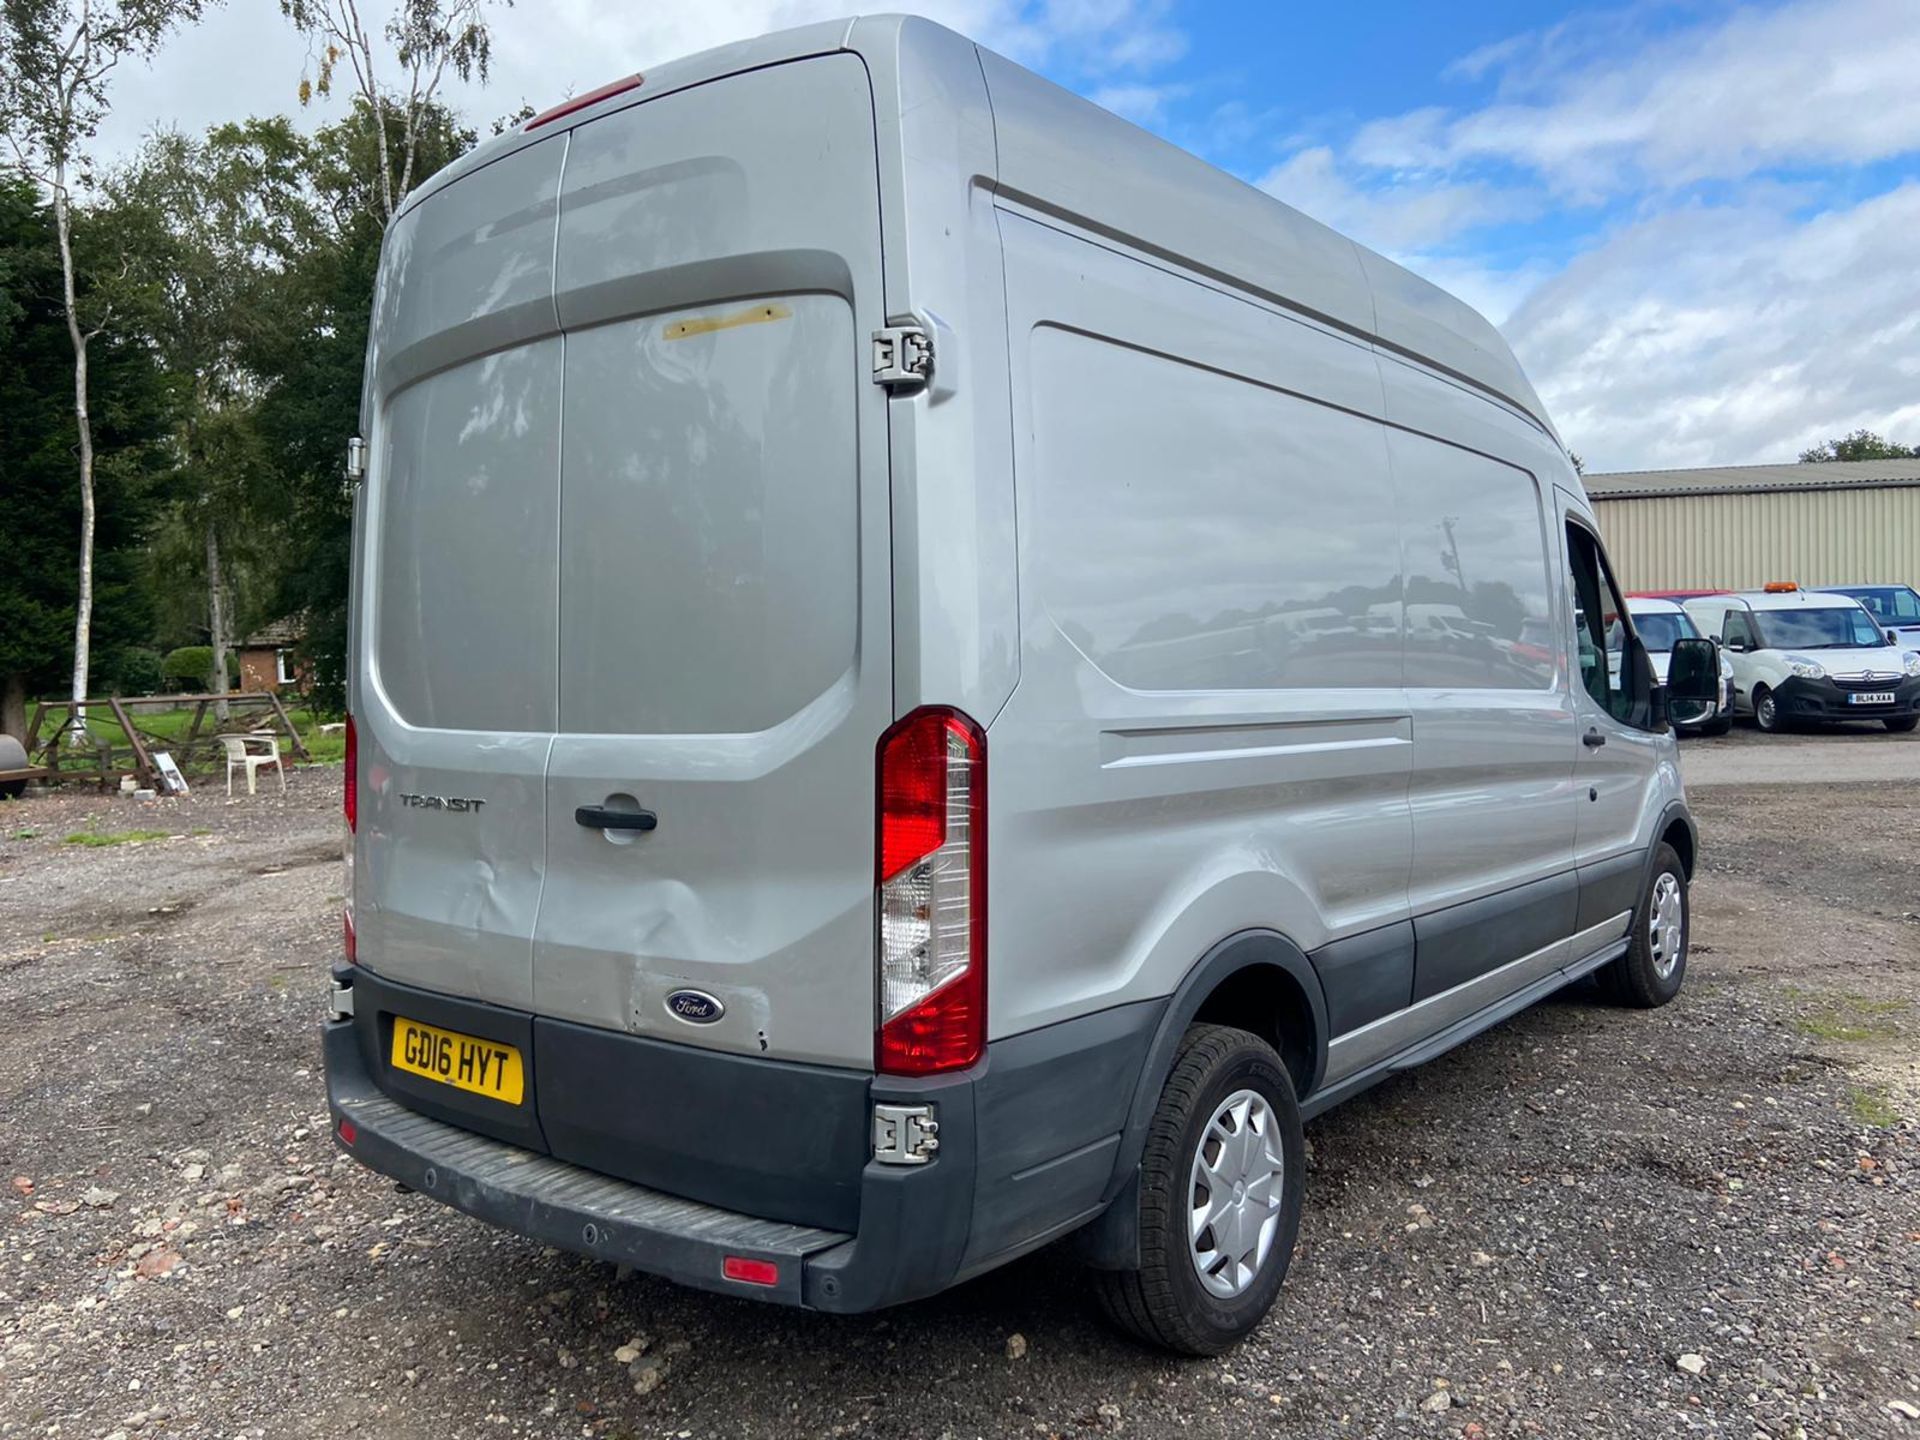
left=325, top=1021, right=848, bottom=1306
left=324, top=974, right=1163, bottom=1312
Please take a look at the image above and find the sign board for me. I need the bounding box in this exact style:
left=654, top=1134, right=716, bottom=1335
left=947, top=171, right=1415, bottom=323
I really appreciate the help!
left=152, top=750, right=190, bottom=796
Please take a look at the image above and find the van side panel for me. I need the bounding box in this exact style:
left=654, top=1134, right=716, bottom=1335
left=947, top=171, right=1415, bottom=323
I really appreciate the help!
left=988, top=206, right=1414, bottom=1044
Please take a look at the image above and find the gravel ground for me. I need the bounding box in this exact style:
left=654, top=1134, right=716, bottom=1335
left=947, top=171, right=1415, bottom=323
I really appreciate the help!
left=1, top=750, right=1916, bottom=1440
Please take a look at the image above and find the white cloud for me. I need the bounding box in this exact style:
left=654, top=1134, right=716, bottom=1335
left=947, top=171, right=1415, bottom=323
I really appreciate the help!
left=92, top=0, right=1189, bottom=163
left=1505, top=183, right=1920, bottom=469
left=1257, top=144, right=1540, bottom=254
left=1089, top=80, right=1187, bottom=124
left=1353, top=0, right=1920, bottom=197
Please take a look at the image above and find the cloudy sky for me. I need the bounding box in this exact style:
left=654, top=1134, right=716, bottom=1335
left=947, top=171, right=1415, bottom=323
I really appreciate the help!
left=97, top=0, right=1920, bottom=472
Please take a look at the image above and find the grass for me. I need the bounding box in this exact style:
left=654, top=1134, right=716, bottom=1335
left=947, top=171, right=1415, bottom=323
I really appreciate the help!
left=1794, top=1010, right=1900, bottom=1043
left=1847, top=1086, right=1902, bottom=1128
left=1784, top=990, right=1908, bottom=1044
left=63, top=828, right=172, bottom=848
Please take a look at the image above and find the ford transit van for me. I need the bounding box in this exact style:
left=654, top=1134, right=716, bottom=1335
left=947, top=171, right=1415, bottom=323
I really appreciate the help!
left=324, top=15, right=1718, bottom=1355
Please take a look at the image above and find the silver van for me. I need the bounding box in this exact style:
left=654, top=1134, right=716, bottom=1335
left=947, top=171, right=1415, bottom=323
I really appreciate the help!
left=325, top=16, right=1720, bottom=1355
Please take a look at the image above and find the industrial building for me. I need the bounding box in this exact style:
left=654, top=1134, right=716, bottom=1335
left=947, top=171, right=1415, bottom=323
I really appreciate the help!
left=1584, top=458, right=1920, bottom=593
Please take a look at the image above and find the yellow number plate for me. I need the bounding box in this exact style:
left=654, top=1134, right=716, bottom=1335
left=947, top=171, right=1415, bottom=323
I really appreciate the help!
left=390, top=1017, right=525, bottom=1105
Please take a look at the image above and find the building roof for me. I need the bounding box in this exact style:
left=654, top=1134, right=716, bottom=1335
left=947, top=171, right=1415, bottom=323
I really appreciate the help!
left=1585, top=458, right=1920, bottom=500
left=241, top=616, right=303, bottom=648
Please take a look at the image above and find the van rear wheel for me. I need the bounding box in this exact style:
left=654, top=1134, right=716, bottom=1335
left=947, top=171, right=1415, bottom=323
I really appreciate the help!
left=1599, top=842, right=1688, bottom=1009
left=1093, top=1024, right=1304, bottom=1355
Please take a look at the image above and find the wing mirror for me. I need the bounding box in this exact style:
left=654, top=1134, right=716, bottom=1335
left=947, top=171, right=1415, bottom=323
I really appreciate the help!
left=1667, top=637, right=1720, bottom=707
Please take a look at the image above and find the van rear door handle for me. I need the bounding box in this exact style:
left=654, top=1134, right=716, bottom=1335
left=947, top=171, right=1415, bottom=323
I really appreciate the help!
left=575, top=805, right=658, bottom=832
left=1582, top=727, right=1607, bottom=748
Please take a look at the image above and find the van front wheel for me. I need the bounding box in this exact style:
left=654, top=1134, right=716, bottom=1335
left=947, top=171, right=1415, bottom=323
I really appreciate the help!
left=1093, top=1024, right=1304, bottom=1355
left=1599, top=842, right=1689, bottom=1009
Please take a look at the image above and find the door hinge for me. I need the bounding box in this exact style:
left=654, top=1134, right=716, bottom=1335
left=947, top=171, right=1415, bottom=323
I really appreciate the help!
left=872, top=324, right=933, bottom=391
left=872, top=1102, right=939, bottom=1165
left=344, top=435, right=367, bottom=483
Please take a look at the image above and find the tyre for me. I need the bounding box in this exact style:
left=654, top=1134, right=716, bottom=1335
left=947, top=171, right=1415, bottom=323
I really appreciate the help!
left=1752, top=685, right=1781, bottom=733
left=1094, top=1024, right=1304, bottom=1355
left=1599, top=842, right=1688, bottom=1009
left=1885, top=716, right=1918, bottom=734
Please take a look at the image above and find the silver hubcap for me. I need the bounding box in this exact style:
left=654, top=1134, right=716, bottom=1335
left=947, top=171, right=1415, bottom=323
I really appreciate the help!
left=1756, top=693, right=1775, bottom=728
left=1648, top=871, right=1685, bottom=980
left=1188, top=1088, right=1285, bottom=1299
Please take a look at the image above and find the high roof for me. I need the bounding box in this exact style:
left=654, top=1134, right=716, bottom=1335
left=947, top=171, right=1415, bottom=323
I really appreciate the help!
left=1586, top=458, right=1920, bottom=500
left=397, top=15, right=1558, bottom=442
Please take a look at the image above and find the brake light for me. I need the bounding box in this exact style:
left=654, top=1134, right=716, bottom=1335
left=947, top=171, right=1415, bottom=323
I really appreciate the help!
left=344, top=714, right=358, bottom=832
left=524, top=73, right=643, bottom=130
left=343, top=714, right=357, bottom=964
left=875, top=708, right=985, bottom=1076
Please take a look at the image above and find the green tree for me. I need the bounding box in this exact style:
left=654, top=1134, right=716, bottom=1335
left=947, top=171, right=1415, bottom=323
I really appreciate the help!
left=0, top=0, right=205, bottom=740
left=0, top=169, right=172, bottom=738
left=242, top=100, right=473, bottom=711
left=108, top=123, right=313, bottom=717
left=280, top=0, right=506, bottom=223
left=1798, top=429, right=1917, bottom=463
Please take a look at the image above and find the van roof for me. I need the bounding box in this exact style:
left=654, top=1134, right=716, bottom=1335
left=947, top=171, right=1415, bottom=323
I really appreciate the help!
left=1690, top=590, right=1872, bottom=613
left=399, top=14, right=1559, bottom=444
left=1625, top=596, right=1684, bottom=614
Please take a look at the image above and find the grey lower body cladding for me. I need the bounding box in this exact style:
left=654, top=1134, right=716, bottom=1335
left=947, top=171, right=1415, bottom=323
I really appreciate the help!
left=324, top=964, right=1160, bottom=1311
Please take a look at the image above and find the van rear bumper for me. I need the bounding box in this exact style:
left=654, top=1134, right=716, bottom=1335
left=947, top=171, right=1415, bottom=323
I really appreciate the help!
left=325, top=1019, right=851, bottom=1306
left=324, top=977, right=1162, bottom=1312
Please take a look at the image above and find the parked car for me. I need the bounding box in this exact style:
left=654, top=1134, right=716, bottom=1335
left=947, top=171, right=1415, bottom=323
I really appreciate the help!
left=1622, top=597, right=1734, bottom=734
left=325, top=16, right=1720, bottom=1357
left=1818, top=584, right=1920, bottom=652
left=1683, top=588, right=1920, bottom=733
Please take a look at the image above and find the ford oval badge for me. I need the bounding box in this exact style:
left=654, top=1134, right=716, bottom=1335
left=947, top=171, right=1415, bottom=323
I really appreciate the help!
left=665, top=989, right=724, bottom=1024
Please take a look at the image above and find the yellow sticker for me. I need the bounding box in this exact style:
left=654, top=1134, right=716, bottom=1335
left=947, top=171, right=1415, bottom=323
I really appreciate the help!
left=663, top=302, right=793, bottom=340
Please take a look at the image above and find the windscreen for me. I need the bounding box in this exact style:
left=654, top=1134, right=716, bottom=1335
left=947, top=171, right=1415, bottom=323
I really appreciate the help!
left=1759, top=606, right=1885, bottom=650
left=1629, top=610, right=1698, bottom=652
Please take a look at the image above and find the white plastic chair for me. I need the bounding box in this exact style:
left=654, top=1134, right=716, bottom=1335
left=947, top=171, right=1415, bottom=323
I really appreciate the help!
left=219, top=734, right=286, bottom=797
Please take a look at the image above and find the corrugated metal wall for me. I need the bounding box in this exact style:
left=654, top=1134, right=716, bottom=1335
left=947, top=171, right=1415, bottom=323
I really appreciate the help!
left=1591, top=485, right=1920, bottom=592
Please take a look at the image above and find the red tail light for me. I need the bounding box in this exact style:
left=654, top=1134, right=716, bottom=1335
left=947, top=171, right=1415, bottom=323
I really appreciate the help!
left=343, top=713, right=357, bottom=965
left=524, top=74, right=644, bottom=131
left=722, top=1256, right=779, bottom=1286
left=344, top=714, right=358, bottom=832
left=875, top=708, right=985, bottom=1076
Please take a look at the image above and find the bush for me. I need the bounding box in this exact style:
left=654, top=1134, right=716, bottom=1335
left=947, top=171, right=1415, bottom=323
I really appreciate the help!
left=112, top=647, right=166, bottom=696
left=160, top=646, right=239, bottom=692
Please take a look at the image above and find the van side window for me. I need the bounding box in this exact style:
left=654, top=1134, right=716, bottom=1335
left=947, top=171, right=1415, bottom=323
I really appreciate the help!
left=1393, top=433, right=1557, bottom=689
left=1565, top=524, right=1637, bottom=725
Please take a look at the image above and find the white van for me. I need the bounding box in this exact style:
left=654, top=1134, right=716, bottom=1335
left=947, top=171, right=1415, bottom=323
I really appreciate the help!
left=1683, top=589, right=1920, bottom=733
left=1621, top=597, right=1734, bottom=734
left=325, top=16, right=1718, bottom=1355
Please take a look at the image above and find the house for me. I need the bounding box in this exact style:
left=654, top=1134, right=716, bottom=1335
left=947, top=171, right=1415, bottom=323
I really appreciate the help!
left=236, top=617, right=306, bottom=694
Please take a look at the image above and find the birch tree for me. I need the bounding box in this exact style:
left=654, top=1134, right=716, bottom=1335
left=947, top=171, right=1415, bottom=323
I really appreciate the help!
left=281, top=0, right=505, bottom=225
left=0, top=0, right=205, bottom=741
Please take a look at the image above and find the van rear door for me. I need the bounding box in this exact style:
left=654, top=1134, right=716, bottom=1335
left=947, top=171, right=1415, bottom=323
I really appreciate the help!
left=355, top=139, right=568, bottom=1017
left=530, top=56, right=893, bottom=1073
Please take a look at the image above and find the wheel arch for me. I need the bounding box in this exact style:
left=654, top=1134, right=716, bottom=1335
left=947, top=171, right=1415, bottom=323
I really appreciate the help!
left=1069, top=929, right=1327, bottom=1270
